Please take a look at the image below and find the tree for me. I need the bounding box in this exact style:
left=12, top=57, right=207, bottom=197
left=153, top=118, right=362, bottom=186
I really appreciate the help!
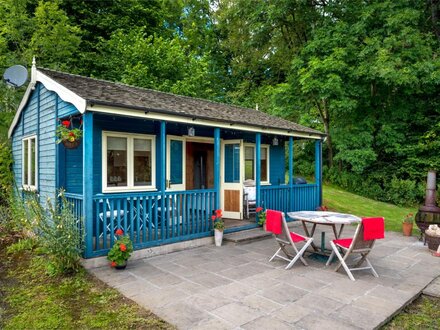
left=26, top=0, right=81, bottom=70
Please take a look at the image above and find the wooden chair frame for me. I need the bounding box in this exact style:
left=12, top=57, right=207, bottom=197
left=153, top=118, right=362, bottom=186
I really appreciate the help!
left=326, top=219, right=383, bottom=281
left=268, top=210, right=314, bottom=270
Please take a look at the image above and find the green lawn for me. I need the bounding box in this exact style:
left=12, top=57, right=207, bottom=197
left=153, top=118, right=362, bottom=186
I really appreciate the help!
left=323, top=184, right=417, bottom=233
left=0, top=239, right=173, bottom=330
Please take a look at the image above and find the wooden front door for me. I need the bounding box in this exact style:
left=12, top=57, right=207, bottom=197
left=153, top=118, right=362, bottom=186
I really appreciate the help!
left=221, top=140, right=243, bottom=219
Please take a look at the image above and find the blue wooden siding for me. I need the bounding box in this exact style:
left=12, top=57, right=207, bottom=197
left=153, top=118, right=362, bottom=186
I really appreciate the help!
left=269, top=144, right=285, bottom=185
left=64, top=145, right=83, bottom=194
left=11, top=82, right=80, bottom=203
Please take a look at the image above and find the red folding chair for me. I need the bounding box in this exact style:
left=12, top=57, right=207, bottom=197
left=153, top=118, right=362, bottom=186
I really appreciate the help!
left=326, top=217, right=385, bottom=281
left=266, top=209, right=314, bottom=270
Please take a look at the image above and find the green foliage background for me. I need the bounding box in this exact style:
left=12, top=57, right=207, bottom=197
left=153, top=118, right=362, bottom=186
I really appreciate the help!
left=1, top=0, right=439, bottom=206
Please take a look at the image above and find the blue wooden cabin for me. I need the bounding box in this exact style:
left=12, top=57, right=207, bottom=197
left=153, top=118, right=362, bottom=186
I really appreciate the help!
left=9, top=63, right=324, bottom=258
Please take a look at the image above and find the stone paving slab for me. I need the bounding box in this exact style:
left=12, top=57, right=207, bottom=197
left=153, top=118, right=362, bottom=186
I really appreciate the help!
left=89, top=224, right=440, bottom=329
left=422, top=276, right=440, bottom=298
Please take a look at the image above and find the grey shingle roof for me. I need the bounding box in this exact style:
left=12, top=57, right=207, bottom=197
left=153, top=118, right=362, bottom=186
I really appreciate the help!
left=38, top=68, right=323, bottom=137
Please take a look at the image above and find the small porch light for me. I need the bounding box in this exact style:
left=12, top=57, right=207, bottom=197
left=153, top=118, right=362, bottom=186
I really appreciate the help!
left=188, top=126, right=195, bottom=136
left=272, top=137, right=279, bottom=146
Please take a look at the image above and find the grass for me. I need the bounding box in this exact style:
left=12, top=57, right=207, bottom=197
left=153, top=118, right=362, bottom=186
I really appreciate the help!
left=323, top=184, right=418, bottom=233
left=0, top=238, right=173, bottom=330
left=382, top=295, right=440, bottom=329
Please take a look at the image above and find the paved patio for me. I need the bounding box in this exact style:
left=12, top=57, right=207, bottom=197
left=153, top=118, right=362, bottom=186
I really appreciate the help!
left=90, top=222, right=440, bottom=329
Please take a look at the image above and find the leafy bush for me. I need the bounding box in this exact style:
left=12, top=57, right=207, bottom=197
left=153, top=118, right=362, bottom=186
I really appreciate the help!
left=0, top=141, right=13, bottom=205
left=28, top=191, right=84, bottom=275
left=324, top=167, right=423, bottom=207
left=384, top=177, right=420, bottom=206
left=0, top=187, right=33, bottom=235
left=6, top=238, right=37, bottom=254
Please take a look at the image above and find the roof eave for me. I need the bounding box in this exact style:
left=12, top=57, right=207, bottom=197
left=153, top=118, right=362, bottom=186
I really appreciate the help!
left=87, top=100, right=325, bottom=139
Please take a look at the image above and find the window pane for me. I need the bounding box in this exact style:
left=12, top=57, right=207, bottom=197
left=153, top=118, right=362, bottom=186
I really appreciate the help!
left=23, top=140, right=28, bottom=185
left=30, top=138, right=36, bottom=186
left=245, top=160, right=254, bottom=180
left=245, top=146, right=254, bottom=159
left=224, top=144, right=240, bottom=183
left=170, top=140, right=183, bottom=185
left=245, top=146, right=254, bottom=180
left=107, top=137, right=127, bottom=186
left=134, top=138, right=152, bottom=186
left=261, top=148, right=268, bottom=181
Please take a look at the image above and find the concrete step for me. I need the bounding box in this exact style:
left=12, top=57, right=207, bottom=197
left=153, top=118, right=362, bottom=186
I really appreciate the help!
left=223, top=228, right=272, bottom=244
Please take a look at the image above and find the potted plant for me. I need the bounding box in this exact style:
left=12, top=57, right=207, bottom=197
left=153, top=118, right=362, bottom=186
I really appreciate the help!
left=56, top=119, right=83, bottom=149
left=402, top=213, right=414, bottom=236
left=256, top=206, right=266, bottom=230
left=107, top=228, right=133, bottom=269
left=212, top=209, right=224, bottom=246
left=425, top=224, right=440, bottom=253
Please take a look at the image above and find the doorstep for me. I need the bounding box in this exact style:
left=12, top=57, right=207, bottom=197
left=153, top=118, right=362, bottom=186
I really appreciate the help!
left=223, top=228, right=272, bottom=244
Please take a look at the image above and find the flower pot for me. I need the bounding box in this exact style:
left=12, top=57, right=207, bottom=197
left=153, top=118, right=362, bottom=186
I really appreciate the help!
left=214, top=228, right=223, bottom=247
left=402, top=222, right=413, bottom=236
left=425, top=233, right=440, bottom=252
left=62, top=139, right=81, bottom=149
left=115, top=262, right=127, bottom=270
left=263, top=223, right=267, bottom=231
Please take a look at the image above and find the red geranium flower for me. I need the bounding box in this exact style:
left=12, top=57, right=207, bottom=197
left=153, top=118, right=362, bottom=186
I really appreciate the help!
left=115, top=228, right=124, bottom=236
left=256, top=207, right=263, bottom=213
left=215, top=209, right=222, bottom=217
left=111, top=261, right=117, bottom=267
left=211, top=215, right=217, bottom=221
left=61, top=120, right=70, bottom=128
left=120, top=243, right=127, bottom=252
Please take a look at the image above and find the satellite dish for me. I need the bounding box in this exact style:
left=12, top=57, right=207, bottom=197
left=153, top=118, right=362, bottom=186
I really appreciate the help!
left=3, top=65, right=28, bottom=87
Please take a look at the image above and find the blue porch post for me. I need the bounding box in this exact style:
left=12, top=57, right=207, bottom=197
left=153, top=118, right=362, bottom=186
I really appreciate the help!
left=256, top=133, right=261, bottom=211
left=214, top=128, right=220, bottom=210
left=289, top=137, right=294, bottom=211
left=83, top=112, right=94, bottom=258
left=160, top=121, right=166, bottom=239
left=314, top=139, right=322, bottom=207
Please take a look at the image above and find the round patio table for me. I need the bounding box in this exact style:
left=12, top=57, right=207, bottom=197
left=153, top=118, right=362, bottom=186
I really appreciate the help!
left=287, top=211, right=361, bottom=254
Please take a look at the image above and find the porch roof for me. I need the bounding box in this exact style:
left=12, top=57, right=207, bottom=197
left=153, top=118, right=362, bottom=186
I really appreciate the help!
left=39, top=68, right=323, bottom=138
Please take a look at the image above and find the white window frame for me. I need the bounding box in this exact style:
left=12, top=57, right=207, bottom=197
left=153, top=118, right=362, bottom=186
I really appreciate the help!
left=22, top=135, right=38, bottom=191
left=243, top=143, right=270, bottom=184
left=102, top=131, right=156, bottom=192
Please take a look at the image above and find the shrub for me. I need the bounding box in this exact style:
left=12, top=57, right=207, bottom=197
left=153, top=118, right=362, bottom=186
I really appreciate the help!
left=385, top=177, right=420, bottom=206
left=28, top=191, right=84, bottom=275
left=0, top=141, right=13, bottom=205
left=324, top=167, right=422, bottom=207
left=1, top=187, right=32, bottom=235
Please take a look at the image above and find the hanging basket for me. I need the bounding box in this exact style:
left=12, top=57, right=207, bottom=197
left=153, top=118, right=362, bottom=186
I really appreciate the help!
left=62, top=139, right=81, bottom=149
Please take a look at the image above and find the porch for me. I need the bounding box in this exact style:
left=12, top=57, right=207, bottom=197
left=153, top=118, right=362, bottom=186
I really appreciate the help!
left=60, top=112, right=322, bottom=258
left=65, top=182, right=320, bottom=257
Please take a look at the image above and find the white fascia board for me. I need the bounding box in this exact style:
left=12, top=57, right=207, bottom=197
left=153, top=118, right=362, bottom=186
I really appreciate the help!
left=8, top=82, right=35, bottom=138
left=8, top=70, right=86, bottom=138
left=37, top=71, right=86, bottom=113
left=87, top=104, right=323, bottom=140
